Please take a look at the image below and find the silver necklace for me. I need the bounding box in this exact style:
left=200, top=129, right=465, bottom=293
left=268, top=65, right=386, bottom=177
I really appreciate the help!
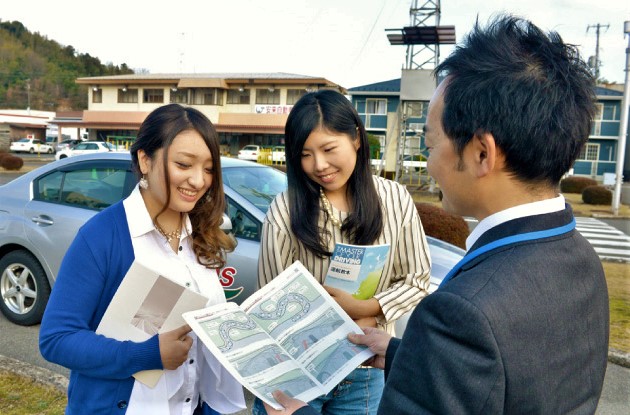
left=319, top=188, right=341, bottom=228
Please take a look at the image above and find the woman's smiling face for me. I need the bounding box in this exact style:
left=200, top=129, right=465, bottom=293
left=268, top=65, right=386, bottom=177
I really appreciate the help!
left=300, top=127, right=360, bottom=198
left=139, top=129, right=214, bottom=219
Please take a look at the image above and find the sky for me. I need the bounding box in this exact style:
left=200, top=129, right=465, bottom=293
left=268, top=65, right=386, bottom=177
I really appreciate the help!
left=2, top=0, right=629, bottom=89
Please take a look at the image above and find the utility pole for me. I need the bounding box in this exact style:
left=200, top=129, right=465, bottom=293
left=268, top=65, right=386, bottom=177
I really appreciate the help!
left=612, top=21, right=630, bottom=216
left=587, top=23, right=610, bottom=80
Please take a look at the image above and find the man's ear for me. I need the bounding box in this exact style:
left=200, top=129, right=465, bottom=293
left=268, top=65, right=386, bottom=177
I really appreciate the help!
left=471, top=132, right=498, bottom=178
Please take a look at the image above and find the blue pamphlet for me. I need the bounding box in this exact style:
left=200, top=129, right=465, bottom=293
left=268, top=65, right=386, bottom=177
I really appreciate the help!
left=324, top=243, right=390, bottom=299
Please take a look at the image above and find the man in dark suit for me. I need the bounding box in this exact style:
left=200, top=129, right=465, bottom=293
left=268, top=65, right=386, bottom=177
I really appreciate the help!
left=265, top=14, right=609, bottom=415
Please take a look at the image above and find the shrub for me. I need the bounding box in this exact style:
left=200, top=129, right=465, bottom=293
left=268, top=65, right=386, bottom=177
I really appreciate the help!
left=415, top=202, right=469, bottom=249
left=0, top=154, right=24, bottom=171
left=582, top=185, right=612, bottom=205
left=560, top=176, right=597, bottom=194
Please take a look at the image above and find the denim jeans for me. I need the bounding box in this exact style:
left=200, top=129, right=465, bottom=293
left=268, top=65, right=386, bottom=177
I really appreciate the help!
left=252, top=367, right=384, bottom=415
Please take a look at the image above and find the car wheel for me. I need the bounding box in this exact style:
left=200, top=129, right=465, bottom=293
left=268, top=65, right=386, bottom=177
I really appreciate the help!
left=29, top=148, right=34, bottom=154
left=59, top=154, right=67, bottom=159
left=0, top=250, right=51, bottom=326
left=47, top=148, right=54, bottom=154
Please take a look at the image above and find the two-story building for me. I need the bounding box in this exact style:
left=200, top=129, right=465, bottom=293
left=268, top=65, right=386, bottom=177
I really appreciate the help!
left=349, top=78, right=629, bottom=182
left=51, top=73, right=345, bottom=155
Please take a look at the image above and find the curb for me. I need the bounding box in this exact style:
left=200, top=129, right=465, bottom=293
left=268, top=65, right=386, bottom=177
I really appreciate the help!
left=608, top=348, right=630, bottom=368
left=0, top=355, right=68, bottom=393
left=2, top=348, right=630, bottom=395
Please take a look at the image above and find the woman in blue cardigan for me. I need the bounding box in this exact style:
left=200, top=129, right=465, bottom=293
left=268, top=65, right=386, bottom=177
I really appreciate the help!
left=40, top=104, right=245, bottom=414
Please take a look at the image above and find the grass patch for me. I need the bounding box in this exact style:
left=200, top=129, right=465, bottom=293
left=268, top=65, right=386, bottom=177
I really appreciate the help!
left=0, top=371, right=66, bottom=415
left=603, top=261, right=630, bottom=352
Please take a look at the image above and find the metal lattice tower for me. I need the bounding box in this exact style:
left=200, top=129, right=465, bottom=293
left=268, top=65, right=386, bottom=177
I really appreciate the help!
left=385, top=0, right=455, bottom=182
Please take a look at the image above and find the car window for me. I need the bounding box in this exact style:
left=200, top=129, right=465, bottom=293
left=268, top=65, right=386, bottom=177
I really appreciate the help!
left=222, top=166, right=287, bottom=212
left=74, top=143, right=88, bottom=150
left=34, top=166, right=135, bottom=211
left=226, top=198, right=261, bottom=241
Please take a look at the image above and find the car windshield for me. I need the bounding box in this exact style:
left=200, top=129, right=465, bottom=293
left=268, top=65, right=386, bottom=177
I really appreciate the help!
left=104, top=142, right=115, bottom=150
left=222, top=166, right=287, bottom=212
left=17, top=138, right=28, bottom=143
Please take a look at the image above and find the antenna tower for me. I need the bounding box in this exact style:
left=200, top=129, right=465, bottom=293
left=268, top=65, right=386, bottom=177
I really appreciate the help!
left=385, top=0, right=455, bottom=182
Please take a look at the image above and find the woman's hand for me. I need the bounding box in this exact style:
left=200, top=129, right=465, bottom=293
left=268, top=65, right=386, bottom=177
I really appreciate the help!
left=354, top=316, right=378, bottom=328
left=159, top=324, right=193, bottom=370
left=263, top=390, right=308, bottom=414
left=324, top=286, right=381, bottom=320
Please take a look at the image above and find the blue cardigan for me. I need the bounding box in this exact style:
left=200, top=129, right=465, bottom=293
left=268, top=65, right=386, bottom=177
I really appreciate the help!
left=40, top=201, right=162, bottom=414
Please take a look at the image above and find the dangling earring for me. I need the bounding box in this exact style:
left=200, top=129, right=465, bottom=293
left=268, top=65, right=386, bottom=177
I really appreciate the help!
left=204, top=192, right=212, bottom=203
left=139, top=175, right=149, bottom=190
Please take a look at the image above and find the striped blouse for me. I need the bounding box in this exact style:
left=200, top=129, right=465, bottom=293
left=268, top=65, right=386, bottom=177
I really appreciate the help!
left=258, top=175, right=431, bottom=333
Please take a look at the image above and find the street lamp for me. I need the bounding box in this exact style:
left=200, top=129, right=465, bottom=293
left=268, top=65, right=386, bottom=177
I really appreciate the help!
left=612, top=21, right=630, bottom=215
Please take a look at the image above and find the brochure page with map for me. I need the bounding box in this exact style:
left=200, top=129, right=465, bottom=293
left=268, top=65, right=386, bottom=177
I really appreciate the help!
left=324, top=243, right=390, bottom=299
left=183, top=260, right=374, bottom=410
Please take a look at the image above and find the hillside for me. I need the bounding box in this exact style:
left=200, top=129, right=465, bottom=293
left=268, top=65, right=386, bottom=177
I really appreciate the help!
left=0, top=20, right=134, bottom=111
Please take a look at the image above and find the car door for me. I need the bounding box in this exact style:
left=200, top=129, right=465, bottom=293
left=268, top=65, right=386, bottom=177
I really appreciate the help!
left=23, top=159, right=135, bottom=282
left=70, top=142, right=94, bottom=156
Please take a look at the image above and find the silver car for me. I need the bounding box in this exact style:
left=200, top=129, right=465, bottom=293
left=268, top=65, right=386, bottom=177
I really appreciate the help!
left=0, top=152, right=464, bottom=326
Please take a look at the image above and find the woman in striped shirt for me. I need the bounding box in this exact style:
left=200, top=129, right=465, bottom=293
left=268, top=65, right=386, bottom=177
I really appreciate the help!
left=253, top=90, right=431, bottom=415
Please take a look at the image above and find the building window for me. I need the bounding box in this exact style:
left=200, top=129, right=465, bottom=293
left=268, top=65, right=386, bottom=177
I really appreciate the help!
left=578, top=143, right=600, bottom=161
left=227, top=89, right=250, bottom=104
left=192, top=88, right=221, bottom=105
left=256, top=89, right=280, bottom=105
left=143, top=88, right=164, bottom=103
left=286, top=89, right=306, bottom=105
left=92, top=88, right=102, bottom=103
left=118, top=88, right=138, bottom=103
left=170, top=89, right=188, bottom=104
left=405, top=101, right=427, bottom=118
left=366, top=99, right=387, bottom=115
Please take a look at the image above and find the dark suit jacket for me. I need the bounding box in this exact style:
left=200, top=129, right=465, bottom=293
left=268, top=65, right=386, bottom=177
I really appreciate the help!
left=379, top=206, right=609, bottom=414
left=296, top=207, right=609, bottom=415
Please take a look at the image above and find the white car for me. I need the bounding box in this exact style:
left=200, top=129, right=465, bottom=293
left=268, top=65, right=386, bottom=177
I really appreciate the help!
left=10, top=138, right=54, bottom=154
left=272, top=146, right=286, bottom=163
left=237, top=145, right=262, bottom=161
left=55, top=141, right=120, bottom=160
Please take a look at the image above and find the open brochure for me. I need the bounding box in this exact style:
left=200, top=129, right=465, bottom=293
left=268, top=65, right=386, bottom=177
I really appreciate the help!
left=95, top=260, right=210, bottom=387
left=324, top=243, right=390, bottom=299
left=183, top=260, right=374, bottom=410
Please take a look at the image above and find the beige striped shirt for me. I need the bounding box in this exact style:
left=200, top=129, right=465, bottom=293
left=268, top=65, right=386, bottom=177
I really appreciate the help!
left=258, top=176, right=431, bottom=333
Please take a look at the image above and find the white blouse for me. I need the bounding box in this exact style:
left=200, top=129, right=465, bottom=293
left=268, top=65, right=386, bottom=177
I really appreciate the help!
left=122, top=186, right=245, bottom=415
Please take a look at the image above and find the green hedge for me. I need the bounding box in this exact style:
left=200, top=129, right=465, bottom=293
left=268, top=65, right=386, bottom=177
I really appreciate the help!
left=582, top=185, right=612, bottom=205
left=560, top=176, right=597, bottom=194
left=415, top=202, right=469, bottom=249
left=0, top=154, right=23, bottom=170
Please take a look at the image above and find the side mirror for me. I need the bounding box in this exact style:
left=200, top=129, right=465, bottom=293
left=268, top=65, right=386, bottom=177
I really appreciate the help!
left=220, top=213, right=233, bottom=234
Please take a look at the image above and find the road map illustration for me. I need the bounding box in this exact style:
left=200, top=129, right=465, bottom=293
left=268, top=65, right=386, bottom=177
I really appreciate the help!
left=184, top=262, right=375, bottom=409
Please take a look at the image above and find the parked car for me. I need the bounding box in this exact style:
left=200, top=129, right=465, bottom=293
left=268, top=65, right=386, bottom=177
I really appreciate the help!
left=55, top=141, right=118, bottom=161
left=55, top=139, right=83, bottom=153
left=9, top=138, right=55, bottom=154
left=0, top=152, right=464, bottom=326
left=272, top=145, right=286, bottom=163
left=237, top=144, right=262, bottom=161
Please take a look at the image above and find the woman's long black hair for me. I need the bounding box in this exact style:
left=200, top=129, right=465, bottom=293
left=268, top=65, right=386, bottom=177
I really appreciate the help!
left=284, top=90, right=383, bottom=257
